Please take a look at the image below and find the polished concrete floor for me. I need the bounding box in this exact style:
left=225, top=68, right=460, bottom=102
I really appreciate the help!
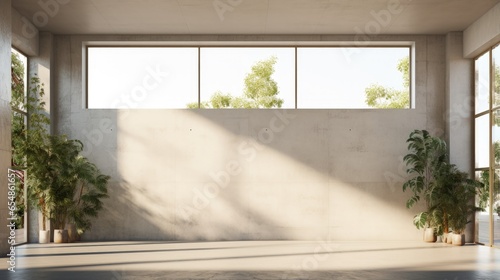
left=1, top=240, right=499, bottom=279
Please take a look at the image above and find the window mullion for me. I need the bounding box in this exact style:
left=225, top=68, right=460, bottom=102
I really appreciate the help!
left=489, top=47, right=494, bottom=247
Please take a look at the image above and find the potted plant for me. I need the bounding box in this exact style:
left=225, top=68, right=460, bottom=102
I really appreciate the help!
left=402, top=130, right=447, bottom=242
left=428, top=162, right=460, bottom=243
left=444, top=167, right=482, bottom=246
left=412, top=210, right=441, bottom=242
left=46, top=136, right=110, bottom=243
left=13, top=74, right=110, bottom=243
left=49, top=135, right=82, bottom=243
left=68, top=155, right=110, bottom=240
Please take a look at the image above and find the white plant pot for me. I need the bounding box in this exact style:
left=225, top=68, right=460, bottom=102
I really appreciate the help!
left=446, top=233, right=453, bottom=244
left=423, top=228, right=436, bottom=242
left=452, top=233, right=465, bottom=246
left=54, top=229, right=68, bottom=243
left=39, top=230, right=50, bottom=244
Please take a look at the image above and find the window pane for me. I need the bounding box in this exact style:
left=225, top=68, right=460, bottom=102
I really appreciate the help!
left=495, top=169, right=500, bottom=246
left=88, top=47, right=198, bottom=109
left=494, top=45, right=500, bottom=108
left=297, top=47, right=410, bottom=109
left=11, top=49, right=27, bottom=112
left=476, top=51, right=490, bottom=114
left=495, top=61, right=500, bottom=245
left=495, top=109, right=500, bottom=167
left=476, top=113, right=490, bottom=169
left=199, top=48, right=295, bottom=108
left=477, top=171, right=490, bottom=244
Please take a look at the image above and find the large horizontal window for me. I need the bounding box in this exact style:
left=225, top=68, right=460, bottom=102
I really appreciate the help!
left=87, top=45, right=412, bottom=109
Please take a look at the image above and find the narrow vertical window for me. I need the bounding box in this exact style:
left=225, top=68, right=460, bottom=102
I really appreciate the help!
left=10, top=48, right=28, bottom=243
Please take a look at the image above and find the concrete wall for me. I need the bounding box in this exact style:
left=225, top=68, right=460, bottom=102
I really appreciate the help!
left=446, top=32, right=473, bottom=174
left=52, top=34, right=446, bottom=241
left=445, top=32, right=475, bottom=242
left=0, top=0, right=12, bottom=255
left=11, top=7, right=39, bottom=57
left=25, top=32, right=54, bottom=243
left=463, top=2, right=500, bottom=58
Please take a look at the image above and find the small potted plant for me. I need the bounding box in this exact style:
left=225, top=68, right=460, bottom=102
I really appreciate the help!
left=443, top=166, right=482, bottom=246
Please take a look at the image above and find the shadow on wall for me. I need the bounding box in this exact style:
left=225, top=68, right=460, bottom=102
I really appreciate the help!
left=81, top=180, right=168, bottom=241
left=84, top=178, right=292, bottom=241
left=77, top=108, right=430, bottom=242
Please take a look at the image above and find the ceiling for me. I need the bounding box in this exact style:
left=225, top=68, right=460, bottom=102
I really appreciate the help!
left=12, top=0, right=500, bottom=35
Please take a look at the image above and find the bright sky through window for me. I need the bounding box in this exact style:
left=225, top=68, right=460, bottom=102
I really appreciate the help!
left=88, top=47, right=198, bottom=109
left=200, top=48, right=295, bottom=109
left=298, top=47, right=409, bottom=108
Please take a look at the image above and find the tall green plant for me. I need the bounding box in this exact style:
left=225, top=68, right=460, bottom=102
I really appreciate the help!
left=47, top=136, right=84, bottom=229
left=34, top=134, right=110, bottom=233
left=403, top=130, right=447, bottom=210
left=69, top=156, right=110, bottom=234
left=438, top=164, right=481, bottom=234
left=11, top=52, right=27, bottom=229
left=403, top=130, right=483, bottom=236
left=430, top=163, right=481, bottom=234
left=14, top=74, right=110, bottom=234
left=18, top=76, right=52, bottom=231
left=402, top=130, right=447, bottom=232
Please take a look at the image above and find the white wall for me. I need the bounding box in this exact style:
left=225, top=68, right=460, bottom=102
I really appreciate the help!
left=53, top=34, right=446, bottom=241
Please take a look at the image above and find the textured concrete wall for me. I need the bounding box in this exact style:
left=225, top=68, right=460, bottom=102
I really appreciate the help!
left=26, top=32, right=53, bottom=243
left=11, top=8, right=39, bottom=56
left=463, top=2, right=500, bottom=58
left=446, top=32, right=475, bottom=243
left=446, top=32, right=473, bottom=173
left=0, top=0, right=12, bottom=255
left=53, top=35, right=446, bottom=241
